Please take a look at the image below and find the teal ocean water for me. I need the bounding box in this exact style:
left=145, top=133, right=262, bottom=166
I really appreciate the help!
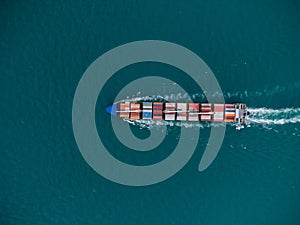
left=1, top=0, right=300, bottom=224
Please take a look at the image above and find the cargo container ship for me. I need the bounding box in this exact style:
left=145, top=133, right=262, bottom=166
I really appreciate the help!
left=106, top=101, right=249, bottom=124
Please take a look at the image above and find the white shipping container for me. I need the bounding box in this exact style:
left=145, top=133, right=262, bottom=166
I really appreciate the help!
left=165, top=114, right=175, bottom=120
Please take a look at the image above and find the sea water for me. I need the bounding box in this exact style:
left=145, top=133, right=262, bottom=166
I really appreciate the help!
left=1, top=0, right=300, bottom=224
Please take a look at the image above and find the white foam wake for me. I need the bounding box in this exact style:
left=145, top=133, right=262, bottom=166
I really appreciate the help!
left=117, top=94, right=300, bottom=128
left=247, top=108, right=300, bottom=125
left=123, top=107, right=300, bottom=130
left=124, top=118, right=227, bottom=130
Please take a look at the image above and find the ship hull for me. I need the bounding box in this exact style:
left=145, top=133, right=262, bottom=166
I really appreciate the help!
left=106, top=102, right=248, bottom=123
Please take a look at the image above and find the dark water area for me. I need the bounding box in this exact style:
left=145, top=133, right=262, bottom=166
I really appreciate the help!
left=1, top=0, right=300, bottom=224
